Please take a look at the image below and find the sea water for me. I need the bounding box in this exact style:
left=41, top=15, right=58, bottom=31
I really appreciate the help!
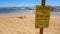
left=0, top=7, right=34, bottom=16
left=0, top=7, right=60, bottom=16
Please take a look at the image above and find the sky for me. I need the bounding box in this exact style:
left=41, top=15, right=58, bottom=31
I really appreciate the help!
left=0, top=0, right=60, bottom=7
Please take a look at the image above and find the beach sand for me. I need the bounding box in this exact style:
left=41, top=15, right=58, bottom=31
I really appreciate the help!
left=0, top=15, right=60, bottom=34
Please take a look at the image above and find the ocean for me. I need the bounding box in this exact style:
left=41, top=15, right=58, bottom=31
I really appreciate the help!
left=0, top=7, right=60, bottom=16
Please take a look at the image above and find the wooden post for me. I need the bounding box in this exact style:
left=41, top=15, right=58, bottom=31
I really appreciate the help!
left=40, top=0, right=46, bottom=34
left=40, top=28, right=43, bottom=34
left=42, top=0, right=46, bottom=6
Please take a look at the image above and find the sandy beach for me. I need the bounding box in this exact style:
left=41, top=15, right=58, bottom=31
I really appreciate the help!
left=0, top=15, right=60, bottom=34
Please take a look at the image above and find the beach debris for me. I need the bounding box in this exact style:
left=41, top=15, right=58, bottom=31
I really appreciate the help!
left=19, top=16, right=26, bottom=19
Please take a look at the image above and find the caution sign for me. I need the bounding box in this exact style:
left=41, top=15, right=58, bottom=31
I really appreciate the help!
left=35, top=5, right=51, bottom=28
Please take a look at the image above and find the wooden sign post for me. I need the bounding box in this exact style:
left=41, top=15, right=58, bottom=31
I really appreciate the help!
left=40, top=0, right=45, bottom=34
left=35, top=0, right=51, bottom=34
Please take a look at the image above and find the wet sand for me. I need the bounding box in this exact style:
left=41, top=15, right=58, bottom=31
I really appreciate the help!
left=0, top=15, right=60, bottom=34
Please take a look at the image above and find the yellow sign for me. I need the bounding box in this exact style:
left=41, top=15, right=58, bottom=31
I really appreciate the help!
left=35, top=5, right=51, bottom=28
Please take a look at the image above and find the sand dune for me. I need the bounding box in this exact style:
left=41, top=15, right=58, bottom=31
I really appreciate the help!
left=0, top=15, right=60, bottom=34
